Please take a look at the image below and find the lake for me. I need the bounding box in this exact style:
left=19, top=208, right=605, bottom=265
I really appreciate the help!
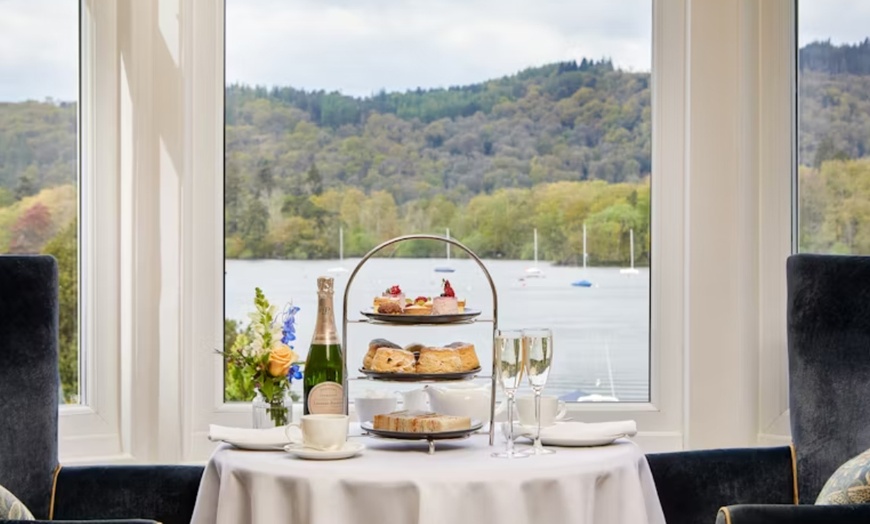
left=226, top=258, right=650, bottom=402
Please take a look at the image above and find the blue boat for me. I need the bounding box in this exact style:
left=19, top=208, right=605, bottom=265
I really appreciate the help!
left=572, top=279, right=593, bottom=287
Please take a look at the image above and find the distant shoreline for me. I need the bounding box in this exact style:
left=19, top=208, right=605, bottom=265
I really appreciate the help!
left=225, top=257, right=650, bottom=269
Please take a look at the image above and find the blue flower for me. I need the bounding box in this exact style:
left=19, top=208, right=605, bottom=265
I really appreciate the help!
left=281, top=304, right=300, bottom=345
left=288, top=363, right=303, bottom=382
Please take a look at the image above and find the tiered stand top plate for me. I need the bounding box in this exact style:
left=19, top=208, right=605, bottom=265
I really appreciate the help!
left=359, top=309, right=482, bottom=325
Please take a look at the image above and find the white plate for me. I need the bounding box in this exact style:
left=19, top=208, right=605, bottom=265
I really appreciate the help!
left=221, top=440, right=289, bottom=451
left=537, top=434, right=626, bottom=447
left=284, top=441, right=365, bottom=460
left=513, top=424, right=627, bottom=447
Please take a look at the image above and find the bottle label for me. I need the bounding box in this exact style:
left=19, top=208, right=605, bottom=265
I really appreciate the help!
left=307, top=382, right=344, bottom=414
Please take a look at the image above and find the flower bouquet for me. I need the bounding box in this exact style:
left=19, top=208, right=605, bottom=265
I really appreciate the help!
left=222, top=288, right=302, bottom=427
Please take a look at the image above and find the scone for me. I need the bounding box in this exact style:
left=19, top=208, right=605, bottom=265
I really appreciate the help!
left=370, top=347, right=416, bottom=373
left=364, top=338, right=401, bottom=370
left=415, top=347, right=461, bottom=374
left=447, top=342, right=480, bottom=371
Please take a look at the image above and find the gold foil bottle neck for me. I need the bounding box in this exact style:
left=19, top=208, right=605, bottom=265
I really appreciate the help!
left=312, top=276, right=338, bottom=345
left=316, top=276, right=334, bottom=297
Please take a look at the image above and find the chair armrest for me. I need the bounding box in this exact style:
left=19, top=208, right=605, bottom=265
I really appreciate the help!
left=52, top=465, right=203, bottom=524
left=3, top=520, right=157, bottom=524
left=717, top=504, right=870, bottom=523
left=646, top=446, right=795, bottom=524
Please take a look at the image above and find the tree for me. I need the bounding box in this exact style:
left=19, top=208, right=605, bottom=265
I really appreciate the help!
left=14, top=168, right=38, bottom=199
left=9, top=202, right=53, bottom=253
left=43, top=218, right=78, bottom=403
left=240, top=197, right=270, bottom=257
left=305, top=163, right=323, bottom=196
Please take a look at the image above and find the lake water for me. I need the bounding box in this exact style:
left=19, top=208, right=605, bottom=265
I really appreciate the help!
left=226, top=258, right=650, bottom=402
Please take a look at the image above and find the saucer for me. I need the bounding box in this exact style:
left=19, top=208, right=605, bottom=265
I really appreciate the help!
left=284, top=441, right=365, bottom=460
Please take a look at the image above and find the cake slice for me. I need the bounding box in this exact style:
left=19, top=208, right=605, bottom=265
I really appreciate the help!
left=372, top=410, right=472, bottom=433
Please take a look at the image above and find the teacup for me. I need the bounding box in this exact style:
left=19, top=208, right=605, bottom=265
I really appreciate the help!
left=285, top=414, right=348, bottom=451
left=516, top=395, right=568, bottom=427
left=354, top=396, right=397, bottom=423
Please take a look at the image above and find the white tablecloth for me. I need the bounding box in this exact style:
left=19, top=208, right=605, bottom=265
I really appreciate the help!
left=191, top=431, right=666, bottom=524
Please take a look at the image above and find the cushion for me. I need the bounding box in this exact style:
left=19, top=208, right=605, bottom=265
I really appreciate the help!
left=0, top=483, right=35, bottom=520
left=816, top=447, right=870, bottom=504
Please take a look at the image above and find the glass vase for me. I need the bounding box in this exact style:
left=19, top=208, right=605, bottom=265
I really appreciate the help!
left=252, top=387, right=293, bottom=428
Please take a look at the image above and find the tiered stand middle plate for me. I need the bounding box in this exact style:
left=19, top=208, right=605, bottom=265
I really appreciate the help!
left=340, top=233, right=499, bottom=446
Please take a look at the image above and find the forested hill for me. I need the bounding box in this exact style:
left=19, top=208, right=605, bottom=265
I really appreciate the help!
left=799, top=41, right=870, bottom=168
left=800, top=39, right=870, bottom=75
left=6, top=43, right=870, bottom=262
left=224, top=58, right=651, bottom=206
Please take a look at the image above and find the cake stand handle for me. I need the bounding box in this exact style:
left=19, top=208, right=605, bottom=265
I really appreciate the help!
left=428, top=438, right=436, bottom=455
left=340, top=233, right=500, bottom=446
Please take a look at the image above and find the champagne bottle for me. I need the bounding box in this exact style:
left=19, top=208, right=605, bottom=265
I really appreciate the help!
left=303, top=276, right=345, bottom=415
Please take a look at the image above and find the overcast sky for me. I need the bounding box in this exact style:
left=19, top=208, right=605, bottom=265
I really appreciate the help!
left=0, top=0, right=869, bottom=103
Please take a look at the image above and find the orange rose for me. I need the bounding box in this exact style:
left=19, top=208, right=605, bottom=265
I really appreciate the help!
left=268, top=344, right=296, bottom=377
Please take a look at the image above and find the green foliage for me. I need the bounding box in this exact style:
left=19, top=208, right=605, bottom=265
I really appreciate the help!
left=220, top=288, right=302, bottom=422
left=42, top=218, right=78, bottom=403
left=799, top=159, right=870, bottom=254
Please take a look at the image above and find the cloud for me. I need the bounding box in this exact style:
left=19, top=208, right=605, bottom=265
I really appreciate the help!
left=226, top=0, right=651, bottom=97
left=799, top=0, right=870, bottom=45
left=7, top=0, right=870, bottom=102
left=0, top=0, right=77, bottom=102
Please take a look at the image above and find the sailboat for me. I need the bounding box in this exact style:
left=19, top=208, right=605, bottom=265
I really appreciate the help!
left=327, top=227, right=348, bottom=273
left=524, top=228, right=544, bottom=278
left=434, top=228, right=455, bottom=273
left=572, top=223, right=593, bottom=287
left=619, top=228, right=640, bottom=275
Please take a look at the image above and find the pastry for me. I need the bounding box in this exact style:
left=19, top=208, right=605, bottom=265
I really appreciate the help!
left=370, top=347, right=416, bottom=373
left=415, top=347, right=462, bottom=374
left=374, top=285, right=405, bottom=311
left=372, top=410, right=471, bottom=433
left=364, top=339, right=401, bottom=370
left=404, top=342, right=426, bottom=354
left=446, top=342, right=480, bottom=371
left=403, top=304, right=432, bottom=315
left=432, top=279, right=459, bottom=315
left=377, top=301, right=403, bottom=314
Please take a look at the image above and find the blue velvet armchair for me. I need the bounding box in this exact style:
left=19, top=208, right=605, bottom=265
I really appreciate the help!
left=0, top=256, right=202, bottom=524
left=647, top=254, right=870, bottom=524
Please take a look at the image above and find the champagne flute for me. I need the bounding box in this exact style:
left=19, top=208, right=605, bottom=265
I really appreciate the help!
left=522, top=327, right=555, bottom=455
left=492, top=329, right=528, bottom=459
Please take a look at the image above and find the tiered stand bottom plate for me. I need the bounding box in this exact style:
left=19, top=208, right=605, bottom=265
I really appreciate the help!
left=361, top=420, right=484, bottom=454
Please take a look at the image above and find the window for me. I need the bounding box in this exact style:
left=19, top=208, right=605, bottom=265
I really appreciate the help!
left=0, top=0, right=80, bottom=404
left=224, top=1, right=653, bottom=404
left=798, top=2, right=870, bottom=253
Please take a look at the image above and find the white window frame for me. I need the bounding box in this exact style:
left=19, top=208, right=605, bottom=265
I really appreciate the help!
left=179, top=0, right=799, bottom=460
left=59, top=0, right=125, bottom=463
left=61, top=0, right=796, bottom=463
left=178, top=0, right=688, bottom=460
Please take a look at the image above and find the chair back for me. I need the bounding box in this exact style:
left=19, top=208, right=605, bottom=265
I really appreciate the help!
left=0, top=255, right=59, bottom=518
left=788, top=254, right=870, bottom=502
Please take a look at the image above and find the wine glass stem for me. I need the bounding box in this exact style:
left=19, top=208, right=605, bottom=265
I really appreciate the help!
left=534, top=388, right=543, bottom=449
left=506, top=392, right=516, bottom=455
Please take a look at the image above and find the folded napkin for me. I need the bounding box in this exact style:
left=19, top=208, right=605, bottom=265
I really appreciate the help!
left=542, top=420, right=637, bottom=439
left=208, top=424, right=291, bottom=447
left=522, top=420, right=637, bottom=439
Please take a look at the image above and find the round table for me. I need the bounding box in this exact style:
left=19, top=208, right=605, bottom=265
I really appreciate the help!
left=191, top=431, right=666, bottom=524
